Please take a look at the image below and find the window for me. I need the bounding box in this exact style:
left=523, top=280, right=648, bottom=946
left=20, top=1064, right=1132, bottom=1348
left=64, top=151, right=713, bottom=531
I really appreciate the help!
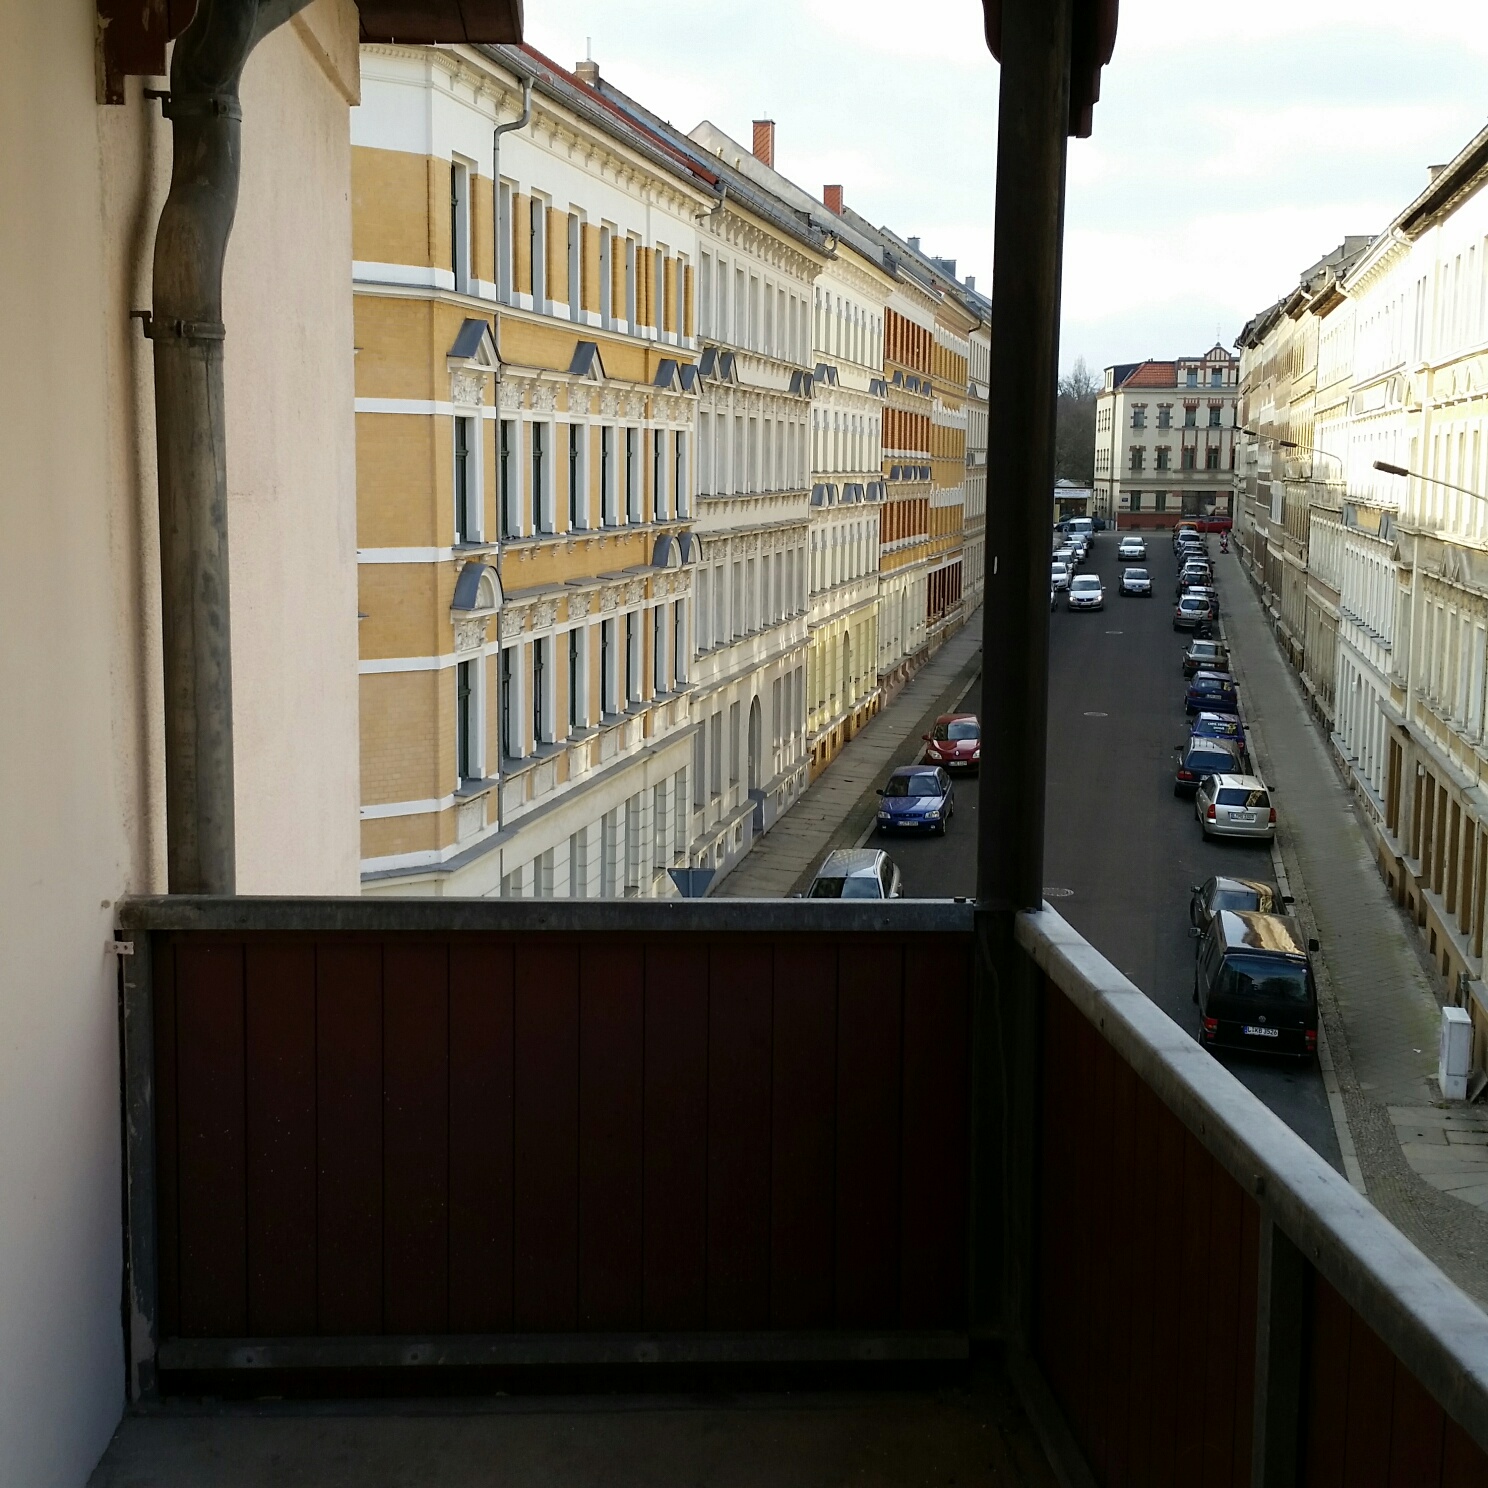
left=1208, top=405, right=1223, bottom=428
left=729, top=700, right=741, bottom=783
left=456, top=659, right=478, bottom=783
left=568, top=422, right=583, bottom=529
left=655, top=246, right=668, bottom=336
left=624, top=236, right=638, bottom=327
left=1184, top=407, right=1197, bottom=428
left=1211, top=367, right=1223, bottom=387
left=530, top=195, right=547, bottom=308
left=674, top=431, right=688, bottom=517
left=653, top=429, right=665, bottom=521
left=1157, top=405, right=1171, bottom=430
left=454, top=415, right=478, bottom=543
left=1155, top=446, right=1171, bottom=471
left=533, top=422, right=551, bottom=532
left=709, top=712, right=722, bottom=797
left=625, top=611, right=638, bottom=702
left=1130, top=406, right=1146, bottom=429
left=532, top=637, right=549, bottom=746
left=497, top=181, right=513, bottom=303
left=566, top=629, right=583, bottom=733
left=1186, top=367, right=1198, bottom=388
left=499, top=418, right=518, bottom=537
left=599, top=226, right=613, bottom=327
left=500, top=647, right=517, bottom=758
left=601, top=618, right=617, bottom=715
left=674, top=601, right=687, bottom=684
left=1129, top=446, right=1145, bottom=472
left=693, top=730, right=707, bottom=806
left=676, top=253, right=688, bottom=341
left=625, top=427, right=639, bottom=522
left=450, top=158, right=470, bottom=293
left=601, top=425, right=616, bottom=526
left=1181, top=447, right=1196, bottom=471
left=1205, top=446, right=1221, bottom=470
left=653, top=605, right=666, bottom=693
left=567, top=212, right=581, bottom=321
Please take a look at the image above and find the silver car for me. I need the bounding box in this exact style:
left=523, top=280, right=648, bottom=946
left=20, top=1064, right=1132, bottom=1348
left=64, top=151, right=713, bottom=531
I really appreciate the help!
left=1067, top=574, right=1105, bottom=610
left=1051, top=560, right=1072, bottom=592
left=1194, top=773, right=1276, bottom=841
left=806, top=847, right=903, bottom=899
left=1117, top=536, right=1147, bottom=561
left=1053, top=544, right=1079, bottom=572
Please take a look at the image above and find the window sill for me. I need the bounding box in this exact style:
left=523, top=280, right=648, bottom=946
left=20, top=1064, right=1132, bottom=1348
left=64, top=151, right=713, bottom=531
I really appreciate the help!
left=454, top=776, right=498, bottom=800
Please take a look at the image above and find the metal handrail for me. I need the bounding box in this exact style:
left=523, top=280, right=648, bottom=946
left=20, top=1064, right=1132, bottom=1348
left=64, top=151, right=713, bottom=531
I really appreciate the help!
left=1018, top=902, right=1488, bottom=1455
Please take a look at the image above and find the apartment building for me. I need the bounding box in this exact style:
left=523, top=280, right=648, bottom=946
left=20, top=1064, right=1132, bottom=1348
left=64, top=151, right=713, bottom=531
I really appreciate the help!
left=353, top=44, right=711, bottom=896
left=682, top=129, right=892, bottom=779
left=965, top=311, right=991, bottom=614
left=592, top=98, right=822, bottom=878
left=1093, top=346, right=1239, bottom=527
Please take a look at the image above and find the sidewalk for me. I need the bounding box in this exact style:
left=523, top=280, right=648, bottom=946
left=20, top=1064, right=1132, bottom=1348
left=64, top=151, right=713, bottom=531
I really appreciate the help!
left=1222, top=548, right=1488, bottom=1307
left=717, top=615, right=983, bottom=898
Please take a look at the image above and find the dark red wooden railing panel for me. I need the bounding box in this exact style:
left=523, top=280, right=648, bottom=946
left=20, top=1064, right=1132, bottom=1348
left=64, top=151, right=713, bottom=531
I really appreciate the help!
left=1037, top=979, right=1258, bottom=1487
left=1303, top=1273, right=1488, bottom=1487
left=154, top=930, right=972, bottom=1343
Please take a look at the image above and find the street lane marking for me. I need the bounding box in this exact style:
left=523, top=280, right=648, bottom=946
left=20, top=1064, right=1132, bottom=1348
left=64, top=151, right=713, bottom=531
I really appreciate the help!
left=1043, top=887, right=1075, bottom=898
left=1083, top=710, right=1108, bottom=717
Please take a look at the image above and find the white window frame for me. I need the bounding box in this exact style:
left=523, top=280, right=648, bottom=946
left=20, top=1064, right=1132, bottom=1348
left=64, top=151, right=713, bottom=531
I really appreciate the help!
left=567, top=210, right=582, bottom=322
left=532, top=419, right=555, bottom=534
left=450, top=155, right=473, bottom=295
left=599, top=224, right=613, bottom=328
left=453, top=412, right=482, bottom=544
left=530, top=193, right=549, bottom=311
left=456, top=655, right=484, bottom=785
left=497, top=179, right=514, bottom=304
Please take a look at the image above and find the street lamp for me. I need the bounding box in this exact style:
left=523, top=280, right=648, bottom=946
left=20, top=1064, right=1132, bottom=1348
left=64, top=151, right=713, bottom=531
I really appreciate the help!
left=1373, top=459, right=1486, bottom=507
left=1240, top=428, right=1344, bottom=479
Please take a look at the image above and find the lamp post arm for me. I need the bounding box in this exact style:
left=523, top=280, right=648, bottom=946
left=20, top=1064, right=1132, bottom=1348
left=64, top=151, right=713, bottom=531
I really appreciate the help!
left=1373, top=460, right=1486, bottom=506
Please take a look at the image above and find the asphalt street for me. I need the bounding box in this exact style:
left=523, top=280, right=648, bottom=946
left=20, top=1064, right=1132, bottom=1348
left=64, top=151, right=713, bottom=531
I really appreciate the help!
left=884, top=531, right=1343, bottom=1168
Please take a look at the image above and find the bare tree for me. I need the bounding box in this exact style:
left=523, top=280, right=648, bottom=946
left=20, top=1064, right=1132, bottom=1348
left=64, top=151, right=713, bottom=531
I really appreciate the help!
left=1054, top=356, right=1099, bottom=485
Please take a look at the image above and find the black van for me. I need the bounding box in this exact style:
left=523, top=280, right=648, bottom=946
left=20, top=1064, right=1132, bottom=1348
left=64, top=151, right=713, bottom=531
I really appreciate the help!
left=1193, top=909, right=1318, bottom=1062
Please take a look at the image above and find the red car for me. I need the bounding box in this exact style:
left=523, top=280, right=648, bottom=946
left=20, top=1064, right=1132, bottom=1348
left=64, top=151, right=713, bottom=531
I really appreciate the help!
left=922, top=713, right=981, bottom=771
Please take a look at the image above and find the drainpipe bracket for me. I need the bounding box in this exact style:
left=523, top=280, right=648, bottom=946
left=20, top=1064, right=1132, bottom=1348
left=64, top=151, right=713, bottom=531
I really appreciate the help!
left=160, top=94, right=243, bottom=123
left=132, top=311, right=226, bottom=343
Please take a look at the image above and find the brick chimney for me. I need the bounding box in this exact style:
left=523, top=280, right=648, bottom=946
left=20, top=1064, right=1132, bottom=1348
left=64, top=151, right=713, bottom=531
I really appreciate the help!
left=751, top=119, right=776, bottom=168
left=823, top=184, right=843, bottom=215
left=575, top=58, right=600, bottom=85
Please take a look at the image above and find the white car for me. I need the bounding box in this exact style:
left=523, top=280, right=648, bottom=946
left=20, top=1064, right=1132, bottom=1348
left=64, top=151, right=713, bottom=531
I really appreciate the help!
left=1117, top=535, right=1147, bottom=561
left=1067, top=574, right=1105, bottom=611
left=1051, top=561, right=1072, bottom=592
left=1053, top=543, right=1079, bottom=572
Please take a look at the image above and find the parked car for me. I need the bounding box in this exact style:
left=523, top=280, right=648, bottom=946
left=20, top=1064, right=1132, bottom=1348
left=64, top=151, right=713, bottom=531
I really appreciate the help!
left=875, top=765, right=955, bottom=835
left=1053, top=544, right=1079, bottom=572
left=1176, top=564, right=1213, bottom=595
left=1067, top=574, right=1105, bottom=611
left=1117, top=535, right=1147, bottom=561
left=1174, top=735, right=1244, bottom=797
left=1191, top=710, right=1246, bottom=747
left=807, top=847, right=903, bottom=899
left=1176, top=539, right=1208, bottom=564
left=1184, top=584, right=1221, bottom=619
left=1189, top=875, right=1287, bottom=938
left=1195, top=772, right=1276, bottom=841
left=1173, top=594, right=1213, bottom=632
left=1185, top=670, right=1239, bottom=713
left=922, top=713, right=980, bottom=771
left=1051, top=561, right=1072, bottom=592
left=1194, top=909, right=1318, bottom=1063
left=1182, top=638, right=1230, bottom=676
left=1068, top=534, right=1090, bottom=565
left=1119, top=566, right=1152, bottom=597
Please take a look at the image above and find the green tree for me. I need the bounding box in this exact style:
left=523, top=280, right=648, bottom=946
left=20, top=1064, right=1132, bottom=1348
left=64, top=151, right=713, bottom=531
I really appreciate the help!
left=1054, top=356, right=1099, bottom=485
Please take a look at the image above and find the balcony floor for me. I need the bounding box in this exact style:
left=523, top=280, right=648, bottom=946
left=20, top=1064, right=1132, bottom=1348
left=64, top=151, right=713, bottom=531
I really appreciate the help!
left=89, top=1363, right=1057, bottom=1487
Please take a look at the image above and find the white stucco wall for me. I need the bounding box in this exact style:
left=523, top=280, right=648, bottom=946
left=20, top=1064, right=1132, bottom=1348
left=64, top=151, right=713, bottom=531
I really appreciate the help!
left=0, top=2, right=360, bottom=1481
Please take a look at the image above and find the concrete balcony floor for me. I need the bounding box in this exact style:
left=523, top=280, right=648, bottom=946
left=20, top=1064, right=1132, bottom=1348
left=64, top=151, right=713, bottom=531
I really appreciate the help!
left=89, top=1363, right=1057, bottom=1487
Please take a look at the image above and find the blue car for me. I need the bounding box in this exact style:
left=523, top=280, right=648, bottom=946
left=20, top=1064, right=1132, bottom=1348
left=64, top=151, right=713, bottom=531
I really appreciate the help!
left=1185, top=670, right=1239, bottom=715
left=1192, top=711, right=1247, bottom=750
left=877, top=765, right=955, bottom=835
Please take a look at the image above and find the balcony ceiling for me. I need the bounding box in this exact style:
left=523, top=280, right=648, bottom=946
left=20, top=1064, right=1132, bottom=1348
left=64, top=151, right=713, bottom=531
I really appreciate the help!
left=358, top=0, right=524, bottom=43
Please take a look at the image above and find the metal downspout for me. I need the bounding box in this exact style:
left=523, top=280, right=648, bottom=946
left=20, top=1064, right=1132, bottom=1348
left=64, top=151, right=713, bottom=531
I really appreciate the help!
left=492, top=78, right=533, bottom=304
left=147, top=0, right=312, bottom=893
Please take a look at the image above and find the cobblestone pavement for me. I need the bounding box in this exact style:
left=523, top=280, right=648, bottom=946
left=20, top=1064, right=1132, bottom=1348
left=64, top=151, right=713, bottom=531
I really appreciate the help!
left=717, top=613, right=983, bottom=898
left=1223, top=546, right=1488, bottom=1306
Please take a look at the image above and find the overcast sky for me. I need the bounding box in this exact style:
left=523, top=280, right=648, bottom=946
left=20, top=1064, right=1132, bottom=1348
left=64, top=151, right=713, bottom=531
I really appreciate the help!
left=524, top=1, right=1488, bottom=376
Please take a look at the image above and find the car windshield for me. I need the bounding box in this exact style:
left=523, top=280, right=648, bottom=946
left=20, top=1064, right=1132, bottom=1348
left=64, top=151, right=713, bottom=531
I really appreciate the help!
left=1188, top=750, right=1234, bottom=773
left=1216, top=787, right=1270, bottom=808
left=885, top=773, right=940, bottom=798
left=1211, top=886, right=1263, bottom=913
left=1194, top=677, right=1229, bottom=691
left=937, top=721, right=979, bottom=741
left=1217, top=954, right=1311, bottom=1004
left=1072, top=577, right=1100, bottom=591
left=1180, top=598, right=1206, bottom=611
left=808, top=875, right=880, bottom=899
left=1124, top=568, right=1148, bottom=578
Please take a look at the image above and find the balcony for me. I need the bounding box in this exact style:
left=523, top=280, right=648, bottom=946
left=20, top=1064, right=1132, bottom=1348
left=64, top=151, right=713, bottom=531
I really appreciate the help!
left=115, top=894, right=1488, bottom=1482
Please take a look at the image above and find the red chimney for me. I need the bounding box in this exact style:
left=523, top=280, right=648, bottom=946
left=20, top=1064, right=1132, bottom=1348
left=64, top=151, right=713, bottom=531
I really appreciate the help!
left=752, top=119, right=776, bottom=168
left=824, top=184, right=843, bottom=215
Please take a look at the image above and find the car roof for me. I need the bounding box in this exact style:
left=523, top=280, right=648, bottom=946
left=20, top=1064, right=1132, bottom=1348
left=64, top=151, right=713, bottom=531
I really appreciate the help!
left=1208, top=874, right=1275, bottom=898
left=1071, top=574, right=1101, bottom=584
left=1186, top=737, right=1240, bottom=757
left=1191, top=670, right=1233, bottom=685
left=936, top=713, right=978, bottom=725
left=1194, top=710, right=1243, bottom=729
left=1178, top=594, right=1208, bottom=605
left=816, top=848, right=888, bottom=877
left=1203, top=772, right=1267, bottom=789
left=1213, top=908, right=1308, bottom=958
left=888, top=764, right=943, bottom=780
left=1189, top=639, right=1224, bottom=649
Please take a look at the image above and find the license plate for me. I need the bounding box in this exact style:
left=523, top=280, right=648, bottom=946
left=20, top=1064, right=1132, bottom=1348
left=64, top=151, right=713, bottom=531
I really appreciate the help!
left=1242, top=1025, right=1279, bottom=1038
left=1234, top=812, right=1255, bottom=823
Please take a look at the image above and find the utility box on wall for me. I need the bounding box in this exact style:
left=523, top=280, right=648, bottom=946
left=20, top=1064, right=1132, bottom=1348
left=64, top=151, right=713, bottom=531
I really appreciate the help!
left=1440, top=1005, right=1473, bottom=1101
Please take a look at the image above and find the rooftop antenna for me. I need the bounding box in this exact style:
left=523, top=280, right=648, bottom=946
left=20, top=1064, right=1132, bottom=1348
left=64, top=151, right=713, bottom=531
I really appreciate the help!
left=586, top=36, right=592, bottom=61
